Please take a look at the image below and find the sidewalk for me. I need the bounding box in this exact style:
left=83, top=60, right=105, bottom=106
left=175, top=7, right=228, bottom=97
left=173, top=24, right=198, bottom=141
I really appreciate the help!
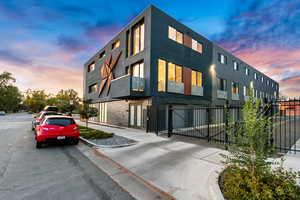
left=77, top=121, right=226, bottom=200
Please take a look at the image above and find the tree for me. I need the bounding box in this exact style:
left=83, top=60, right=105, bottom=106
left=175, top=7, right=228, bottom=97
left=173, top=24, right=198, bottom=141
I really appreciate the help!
left=79, top=99, right=98, bottom=127
left=23, top=90, right=48, bottom=113
left=54, top=89, right=81, bottom=114
left=0, top=71, right=22, bottom=112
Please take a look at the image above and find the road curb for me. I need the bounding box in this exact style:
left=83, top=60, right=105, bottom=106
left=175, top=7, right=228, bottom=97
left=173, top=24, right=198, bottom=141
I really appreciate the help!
left=77, top=141, right=176, bottom=200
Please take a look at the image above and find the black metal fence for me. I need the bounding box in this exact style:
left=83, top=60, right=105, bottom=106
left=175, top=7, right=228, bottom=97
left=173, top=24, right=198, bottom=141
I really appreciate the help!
left=147, top=99, right=300, bottom=153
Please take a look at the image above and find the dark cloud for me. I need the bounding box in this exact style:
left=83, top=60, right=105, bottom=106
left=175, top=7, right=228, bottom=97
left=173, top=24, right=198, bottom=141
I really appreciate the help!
left=0, top=49, right=32, bottom=66
left=57, top=35, right=89, bottom=53
left=214, top=0, right=300, bottom=53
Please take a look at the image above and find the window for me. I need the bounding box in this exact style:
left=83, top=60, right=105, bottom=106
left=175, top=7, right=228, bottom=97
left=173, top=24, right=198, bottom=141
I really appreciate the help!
left=168, top=63, right=182, bottom=83
left=133, top=22, right=144, bottom=55
left=217, top=78, right=227, bottom=91
left=245, top=67, right=249, bottom=75
left=261, top=76, right=264, bottom=83
left=158, top=59, right=166, bottom=92
left=232, top=82, right=239, bottom=94
left=267, top=80, right=270, bottom=85
left=88, top=83, right=98, bottom=93
left=191, top=70, right=202, bottom=87
left=244, top=86, right=251, bottom=96
left=168, top=63, right=175, bottom=81
left=126, top=31, right=130, bottom=57
left=192, top=39, right=197, bottom=51
left=88, top=62, right=95, bottom=72
left=125, top=66, right=130, bottom=75
left=132, top=61, right=144, bottom=78
left=168, top=26, right=176, bottom=41
left=272, top=82, right=274, bottom=88
left=218, top=53, right=227, bottom=64
left=176, top=31, right=183, bottom=44
left=233, top=61, right=239, bottom=70
left=112, top=40, right=120, bottom=50
left=254, top=72, right=257, bottom=80
left=99, top=51, right=105, bottom=59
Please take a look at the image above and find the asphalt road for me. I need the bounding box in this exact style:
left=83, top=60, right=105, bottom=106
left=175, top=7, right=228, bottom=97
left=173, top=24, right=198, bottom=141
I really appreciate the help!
left=0, top=113, right=135, bottom=200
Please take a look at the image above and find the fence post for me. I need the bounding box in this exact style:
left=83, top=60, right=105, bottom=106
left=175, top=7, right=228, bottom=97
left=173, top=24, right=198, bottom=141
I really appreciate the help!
left=207, top=107, right=211, bottom=142
left=224, top=101, right=229, bottom=147
left=168, top=105, right=173, bottom=137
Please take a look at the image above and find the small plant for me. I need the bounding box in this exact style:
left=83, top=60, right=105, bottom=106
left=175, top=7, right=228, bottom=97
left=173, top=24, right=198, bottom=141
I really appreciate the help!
left=79, top=126, right=113, bottom=139
left=220, top=96, right=300, bottom=200
left=79, top=99, right=98, bottom=128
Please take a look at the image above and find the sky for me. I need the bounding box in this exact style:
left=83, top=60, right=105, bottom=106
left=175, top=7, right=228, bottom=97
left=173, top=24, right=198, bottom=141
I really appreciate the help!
left=0, top=0, right=300, bottom=97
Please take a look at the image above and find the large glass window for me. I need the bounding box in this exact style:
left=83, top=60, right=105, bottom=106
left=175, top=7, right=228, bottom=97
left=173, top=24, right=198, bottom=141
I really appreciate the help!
left=132, top=62, right=144, bottom=78
left=232, top=82, right=239, bottom=94
left=191, top=70, right=202, bottom=87
left=192, top=39, right=197, bottom=51
left=245, top=67, right=249, bottom=75
left=133, top=22, right=144, bottom=55
left=126, top=31, right=130, bottom=57
left=233, top=61, right=239, bottom=71
left=217, top=78, right=227, bottom=91
left=158, top=59, right=166, bottom=92
left=175, top=65, right=182, bottom=82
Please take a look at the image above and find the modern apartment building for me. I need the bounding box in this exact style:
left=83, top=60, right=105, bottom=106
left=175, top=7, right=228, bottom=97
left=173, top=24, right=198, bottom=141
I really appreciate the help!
left=83, top=5, right=279, bottom=129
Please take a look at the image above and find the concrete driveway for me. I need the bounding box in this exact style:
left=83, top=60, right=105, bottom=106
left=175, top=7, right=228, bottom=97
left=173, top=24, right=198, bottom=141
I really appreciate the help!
left=0, top=113, right=135, bottom=200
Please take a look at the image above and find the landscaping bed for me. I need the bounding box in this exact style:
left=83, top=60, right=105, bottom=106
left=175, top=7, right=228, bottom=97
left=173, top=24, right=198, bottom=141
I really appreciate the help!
left=79, top=126, right=114, bottom=139
left=79, top=125, right=137, bottom=148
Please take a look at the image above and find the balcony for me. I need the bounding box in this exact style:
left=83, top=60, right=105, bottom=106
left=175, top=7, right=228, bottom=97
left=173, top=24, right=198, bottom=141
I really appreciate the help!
left=167, top=80, right=184, bottom=94
left=232, top=93, right=239, bottom=101
left=217, top=90, right=227, bottom=99
left=110, top=75, right=145, bottom=99
left=191, top=86, right=203, bottom=96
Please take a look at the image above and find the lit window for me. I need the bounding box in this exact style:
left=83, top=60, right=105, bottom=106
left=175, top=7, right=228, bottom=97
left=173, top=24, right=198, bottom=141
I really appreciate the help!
left=191, top=70, right=202, bottom=87
left=233, top=61, right=239, bottom=70
left=168, top=26, right=176, bottom=41
left=133, top=22, right=144, bottom=55
left=126, top=31, right=130, bottom=57
left=176, top=31, right=183, bottom=44
left=88, top=62, right=95, bottom=72
left=197, top=42, right=203, bottom=53
left=175, top=65, right=182, bottom=82
left=132, top=61, right=144, bottom=78
left=99, top=51, right=105, bottom=59
left=192, top=39, right=197, bottom=51
left=217, top=78, right=227, bottom=91
left=232, top=82, right=239, bottom=94
left=158, top=59, right=166, bottom=92
left=88, top=83, right=98, bottom=93
left=168, top=63, right=175, bottom=81
left=112, top=40, right=120, bottom=50
left=218, top=54, right=227, bottom=64
left=254, top=72, right=257, bottom=80
left=245, top=67, right=249, bottom=75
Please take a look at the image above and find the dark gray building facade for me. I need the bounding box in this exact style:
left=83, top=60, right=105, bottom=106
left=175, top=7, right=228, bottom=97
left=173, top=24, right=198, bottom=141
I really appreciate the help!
left=84, top=5, right=279, bottom=129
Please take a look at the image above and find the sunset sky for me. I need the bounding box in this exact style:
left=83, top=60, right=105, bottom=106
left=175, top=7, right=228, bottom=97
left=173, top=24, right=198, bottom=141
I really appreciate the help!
left=0, top=0, right=299, bottom=97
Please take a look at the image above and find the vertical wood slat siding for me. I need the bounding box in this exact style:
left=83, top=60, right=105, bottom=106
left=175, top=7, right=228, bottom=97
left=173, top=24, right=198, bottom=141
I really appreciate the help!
left=183, top=67, right=191, bottom=95
left=183, top=34, right=192, bottom=48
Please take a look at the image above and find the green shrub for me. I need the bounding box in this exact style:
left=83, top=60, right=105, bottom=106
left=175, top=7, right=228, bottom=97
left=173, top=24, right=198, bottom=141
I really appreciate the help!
left=79, top=126, right=113, bottom=139
left=220, top=166, right=300, bottom=200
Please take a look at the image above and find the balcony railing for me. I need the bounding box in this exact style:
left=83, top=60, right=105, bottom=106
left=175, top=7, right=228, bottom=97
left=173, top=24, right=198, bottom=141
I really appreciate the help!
left=110, top=75, right=145, bottom=98
left=167, top=80, right=184, bottom=94
left=232, top=93, right=239, bottom=101
left=217, top=90, right=227, bottom=99
left=191, top=86, right=203, bottom=96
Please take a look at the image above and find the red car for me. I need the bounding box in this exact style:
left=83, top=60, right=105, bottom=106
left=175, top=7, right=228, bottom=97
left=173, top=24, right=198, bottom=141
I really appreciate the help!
left=35, top=115, right=80, bottom=148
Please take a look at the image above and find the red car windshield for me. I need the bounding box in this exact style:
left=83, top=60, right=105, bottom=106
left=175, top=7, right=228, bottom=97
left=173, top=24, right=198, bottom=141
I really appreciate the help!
left=45, top=118, right=75, bottom=126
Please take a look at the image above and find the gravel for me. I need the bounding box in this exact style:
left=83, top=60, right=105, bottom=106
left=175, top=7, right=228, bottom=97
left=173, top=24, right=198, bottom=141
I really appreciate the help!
left=88, top=135, right=137, bottom=147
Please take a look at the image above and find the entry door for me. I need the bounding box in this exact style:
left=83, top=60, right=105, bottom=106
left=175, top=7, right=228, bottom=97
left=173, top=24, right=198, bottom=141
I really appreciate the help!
left=129, top=104, right=142, bottom=127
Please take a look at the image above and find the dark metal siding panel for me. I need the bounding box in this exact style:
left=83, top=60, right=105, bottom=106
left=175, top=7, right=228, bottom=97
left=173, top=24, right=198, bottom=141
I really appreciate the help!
left=183, top=67, right=191, bottom=95
left=183, top=34, right=192, bottom=48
